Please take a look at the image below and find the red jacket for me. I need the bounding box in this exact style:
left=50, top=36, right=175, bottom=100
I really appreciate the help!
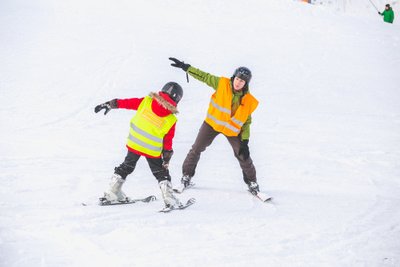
left=117, top=92, right=176, bottom=158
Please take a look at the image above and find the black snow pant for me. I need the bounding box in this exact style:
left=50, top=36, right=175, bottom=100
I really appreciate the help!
left=182, top=121, right=257, bottom=185
left=114, top=151, right=170, bottom=183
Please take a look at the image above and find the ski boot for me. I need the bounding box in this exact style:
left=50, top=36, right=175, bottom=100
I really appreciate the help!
left=173, top=175, right=194, bottom=193
left=248, top=181, right=260, bottom=196
left=159, top=180, right=182, bottom=209
left=100, top=174, right=130, bottom=204
left=181, top=175, right=193, bottom=188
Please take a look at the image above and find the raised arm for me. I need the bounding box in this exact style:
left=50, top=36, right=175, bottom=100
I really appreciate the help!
left=169, top=57, right=220, bottom=90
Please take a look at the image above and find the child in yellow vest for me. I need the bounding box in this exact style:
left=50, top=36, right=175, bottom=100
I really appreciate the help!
left=95, top=82, right=183, bottom=209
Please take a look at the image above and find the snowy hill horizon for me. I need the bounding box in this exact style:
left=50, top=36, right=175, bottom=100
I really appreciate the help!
left=1, top=0, right=400, bottom=266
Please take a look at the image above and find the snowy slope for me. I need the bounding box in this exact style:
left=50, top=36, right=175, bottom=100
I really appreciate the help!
left=1, top=0, right=400, bottom=266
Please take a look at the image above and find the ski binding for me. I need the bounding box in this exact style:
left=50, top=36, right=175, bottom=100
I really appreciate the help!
left=159, top=198, right=196, bottom=213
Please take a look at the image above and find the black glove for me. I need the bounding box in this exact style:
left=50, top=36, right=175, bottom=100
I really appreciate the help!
left=169, top=57, right=191, bottom=72
left=162, top=149, right=174, bottom=169
left=378, top=11, right=382, bottom=15
left=94, top=99, right=118, bottom=115
left=238, top=139, right=250, bottom=160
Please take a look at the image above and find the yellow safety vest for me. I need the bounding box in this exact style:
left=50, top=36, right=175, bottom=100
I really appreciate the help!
left=205, top=77, right=258, bottom=136
left=127, top=96, right=177, bottom=157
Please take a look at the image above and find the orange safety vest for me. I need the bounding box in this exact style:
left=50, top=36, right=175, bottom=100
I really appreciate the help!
left=204, top=77, right=258, bottom=136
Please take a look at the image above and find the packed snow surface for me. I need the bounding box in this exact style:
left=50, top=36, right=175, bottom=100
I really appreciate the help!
left=1, top=0, right=399, bottom=266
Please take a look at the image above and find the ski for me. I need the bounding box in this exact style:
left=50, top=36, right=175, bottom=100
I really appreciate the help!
left=173, top=182, right=195, bottom=194
left=249, top=191, right=272, bottom=202
left=159, top=198, right=196, bottom=213
left=81, top=195, right=156, bottom=206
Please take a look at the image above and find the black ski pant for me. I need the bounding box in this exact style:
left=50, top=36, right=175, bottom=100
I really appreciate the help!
left=182, top=121, right=257, bottom=185
left=114, top=151, right=170, bottom=183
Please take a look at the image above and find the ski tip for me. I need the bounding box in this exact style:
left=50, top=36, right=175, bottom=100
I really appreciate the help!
left=147, top=195, right=157, bottom=202
left=258, top=195, right=273, bottom=202
left=248, top=190, right=273, bottom=203
left=173, top=188, right=184, bottom=194
left=159, top=208, right=171, bottom=213
left=173, top=183, right=195, bottom=194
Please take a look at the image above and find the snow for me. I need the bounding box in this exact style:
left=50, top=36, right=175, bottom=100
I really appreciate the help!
left=1, top=0, right=400, bottom=266
left=307, top=0, right=399, bottom=16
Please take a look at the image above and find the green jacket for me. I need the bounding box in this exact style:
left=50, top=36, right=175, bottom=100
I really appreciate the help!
left=187, top=66, right=252, bottom=140
left=381, top=8, right=394, bottom=23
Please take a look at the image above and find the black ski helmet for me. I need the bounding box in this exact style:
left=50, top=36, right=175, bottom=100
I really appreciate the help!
left=161, top=82, right=183, bottom=104
left=233, top=67, right=252, bottom=84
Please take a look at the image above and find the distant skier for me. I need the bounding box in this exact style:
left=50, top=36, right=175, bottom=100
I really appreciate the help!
left=378, top=4, right=394, bottom=24
left=94, top=82, right=184, bottom=209
left=169, top=57, right=261, bottom=195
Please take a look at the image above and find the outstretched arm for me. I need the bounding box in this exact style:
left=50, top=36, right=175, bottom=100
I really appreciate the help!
left=187, top=66, right=220, bottom=90
left=169, top=57, right=220, bottom=90
left=117, top=98, right=144, bottom=110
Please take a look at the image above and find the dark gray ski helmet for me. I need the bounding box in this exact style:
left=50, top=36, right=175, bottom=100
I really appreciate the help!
left=161, top=82, right=183, bottom=104
left=233, top=67, right=252, bottom=84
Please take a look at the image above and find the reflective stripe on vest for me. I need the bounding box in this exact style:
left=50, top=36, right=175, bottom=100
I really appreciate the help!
left=210, top=98, right=230, bottom=115
left=206, top=113, right=240, bottom=134
left=126, top=96, right=177, bottom=157
left=205, top=77, right=258, bottom=136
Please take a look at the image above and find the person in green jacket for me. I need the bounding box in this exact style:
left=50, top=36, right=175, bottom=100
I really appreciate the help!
left=168, top=57, right=263, bottom=196
left=379, top=4, right=395, bottom=24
